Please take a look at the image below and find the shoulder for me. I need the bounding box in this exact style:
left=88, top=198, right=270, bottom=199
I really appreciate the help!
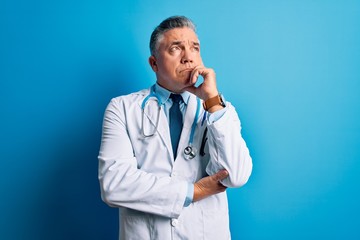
left=103, top=88, right=150, bottom=122
left=113, top=88, right=149, bottom=102
left=108, top=88, right=150, bottom=108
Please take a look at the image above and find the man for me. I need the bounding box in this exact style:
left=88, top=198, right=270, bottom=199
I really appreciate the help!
left=98, top=16, right=252, bottom=240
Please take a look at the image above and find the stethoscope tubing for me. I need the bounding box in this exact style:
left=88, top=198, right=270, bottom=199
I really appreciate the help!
left=141, top=85, right=202, bottom=159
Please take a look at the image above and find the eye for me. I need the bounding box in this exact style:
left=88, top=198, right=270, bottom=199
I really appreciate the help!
left=170, top=46, right=180, bottom=52
left=191, top=44, right=200, bottom=52
left=193, top=46, right=200, bottom=52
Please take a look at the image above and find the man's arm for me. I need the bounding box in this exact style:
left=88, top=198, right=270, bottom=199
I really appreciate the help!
left=193, top=169, right=229, bottom=202
left=98, top=98, right=188, bottom=218
left=185, top=66, right=253, bottom=188
left=205, top=104, right=252, bottom=187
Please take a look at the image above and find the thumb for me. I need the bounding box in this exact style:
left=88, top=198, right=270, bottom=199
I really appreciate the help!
left=213, top=169, right=229, bottom=181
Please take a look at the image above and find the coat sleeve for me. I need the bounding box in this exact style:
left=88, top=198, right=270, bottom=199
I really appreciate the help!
left=205, top=102, right=253, bottom=188
left=98, top=98, right=188, bottom=219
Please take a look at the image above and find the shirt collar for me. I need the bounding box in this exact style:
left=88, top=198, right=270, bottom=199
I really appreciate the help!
left=154, top=83, right=190, bottom=105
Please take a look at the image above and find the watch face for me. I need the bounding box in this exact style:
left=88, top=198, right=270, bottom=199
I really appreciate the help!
left=219, top=94, right=226, bottom=107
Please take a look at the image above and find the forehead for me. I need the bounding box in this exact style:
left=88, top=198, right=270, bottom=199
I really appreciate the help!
left=159, top=27, right=199, bottom=45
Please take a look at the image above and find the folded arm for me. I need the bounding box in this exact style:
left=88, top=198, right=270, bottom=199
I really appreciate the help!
left=98, top=99, right=188, bottom=218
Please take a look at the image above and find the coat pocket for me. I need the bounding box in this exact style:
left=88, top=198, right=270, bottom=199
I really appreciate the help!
left=119, top=209, right=151, bottom=240
left=202, top=208, right=231, bottom=240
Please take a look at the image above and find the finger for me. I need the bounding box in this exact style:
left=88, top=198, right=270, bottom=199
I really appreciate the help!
left=189, top=66, right=206, bottom=85
left=189, top=68, right=200, bottom=85
left=218, top=183, right=227, bottom=192
left=213, top=169, right=229, bottom=181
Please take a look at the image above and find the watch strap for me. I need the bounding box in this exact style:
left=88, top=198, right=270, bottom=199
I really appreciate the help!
left=202, top=95, right=223, bottom=111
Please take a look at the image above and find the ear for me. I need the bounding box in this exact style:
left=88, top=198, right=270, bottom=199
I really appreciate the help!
left=148, top=56, right=158, bottom=72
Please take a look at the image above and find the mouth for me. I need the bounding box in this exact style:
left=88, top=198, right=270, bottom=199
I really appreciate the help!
left=180, top=68, right=194, bottom=74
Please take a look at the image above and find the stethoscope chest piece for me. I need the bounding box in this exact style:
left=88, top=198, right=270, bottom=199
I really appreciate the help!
left=184, top=145, right=197, bottom=160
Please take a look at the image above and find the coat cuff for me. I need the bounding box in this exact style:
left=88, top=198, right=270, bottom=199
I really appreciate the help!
left=183, top=183, right=194, bottom=207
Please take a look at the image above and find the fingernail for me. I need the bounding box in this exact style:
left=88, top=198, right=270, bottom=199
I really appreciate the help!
left=222, top=169, right=229, bottom=177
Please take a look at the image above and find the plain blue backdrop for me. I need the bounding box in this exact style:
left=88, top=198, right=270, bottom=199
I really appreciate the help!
left=1, top=0, right=359, bottom=239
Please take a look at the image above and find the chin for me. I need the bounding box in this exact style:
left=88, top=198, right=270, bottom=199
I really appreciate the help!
left=184, top=76, right=194, bottom=85
left=178, top=71, right=191, bottom=80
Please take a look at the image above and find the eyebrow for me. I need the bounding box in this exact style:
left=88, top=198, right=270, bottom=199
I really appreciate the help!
left=169, top=41, right=200, bottom=47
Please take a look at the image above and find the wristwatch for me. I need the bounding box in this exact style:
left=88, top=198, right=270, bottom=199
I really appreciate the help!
left=202, top=94, right=226, bottom=111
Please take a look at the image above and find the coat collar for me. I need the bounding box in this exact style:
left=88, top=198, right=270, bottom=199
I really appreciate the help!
left=153, top=83, right=191, bottom=106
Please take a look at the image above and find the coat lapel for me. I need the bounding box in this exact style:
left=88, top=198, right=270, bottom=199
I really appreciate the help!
left=139, top=92, right=173, bottom=159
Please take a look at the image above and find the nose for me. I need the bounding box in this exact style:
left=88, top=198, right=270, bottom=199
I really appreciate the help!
left=180, top=48, right=194, bottom=64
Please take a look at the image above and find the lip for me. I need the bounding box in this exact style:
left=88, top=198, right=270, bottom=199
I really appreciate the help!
left=180, top=68, right=194, bottom=73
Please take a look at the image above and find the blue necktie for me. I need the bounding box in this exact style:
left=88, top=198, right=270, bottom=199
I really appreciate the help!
left=169, top=94, right=183, bottom=159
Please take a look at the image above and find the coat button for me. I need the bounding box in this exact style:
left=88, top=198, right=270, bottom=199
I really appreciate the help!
left=171, top=219, right=178, bottom=227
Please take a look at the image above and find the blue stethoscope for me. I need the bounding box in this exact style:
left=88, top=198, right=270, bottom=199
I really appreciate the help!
left=141, top=85, right=205, bottom=159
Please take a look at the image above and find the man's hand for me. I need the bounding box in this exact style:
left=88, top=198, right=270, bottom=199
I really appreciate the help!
left=183, top=66, right=219, bottom=101
left=193, top=169, right=229, bottom=202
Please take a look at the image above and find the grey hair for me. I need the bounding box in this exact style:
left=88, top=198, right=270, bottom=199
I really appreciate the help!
left=149, top=16, right=196, bottom=56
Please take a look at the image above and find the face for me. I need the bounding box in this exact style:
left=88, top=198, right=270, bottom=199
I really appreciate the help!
left=149, top=27, right=203, bottom=93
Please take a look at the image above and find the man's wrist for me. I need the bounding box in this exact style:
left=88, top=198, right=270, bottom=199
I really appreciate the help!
left=193, top=183, right=201, bottom=202
left=203, top=91, right=219, bottom=101
left=202, top=93, right=226, bottom=112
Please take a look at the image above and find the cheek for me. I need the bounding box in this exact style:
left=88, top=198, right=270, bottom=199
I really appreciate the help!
left=197, top=55, right=203, bottom=65
left=164, top=59, right=179, bottom=71
left=158, top=61, right=177, bottom=77
left=157, top=54, right=181, bottom=74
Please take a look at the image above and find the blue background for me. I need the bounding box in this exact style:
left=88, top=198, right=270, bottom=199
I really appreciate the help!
left=1, top=0, right=359, bottom=239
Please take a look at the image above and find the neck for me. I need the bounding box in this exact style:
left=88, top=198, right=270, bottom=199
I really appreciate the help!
left=156, top=81, right=184, bottom=94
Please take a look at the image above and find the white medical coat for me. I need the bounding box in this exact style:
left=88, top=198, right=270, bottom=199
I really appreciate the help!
left=98, top=88, right=252, bottom=240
